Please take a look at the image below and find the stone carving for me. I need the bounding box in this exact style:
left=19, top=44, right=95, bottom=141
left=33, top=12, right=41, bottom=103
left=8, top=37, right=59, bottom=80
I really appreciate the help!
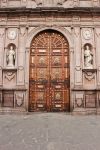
left=57, top=0, right=67, bottom=5
left=6, top=45, right=16, bottom=68
left=75, top=98, right=84, bottom=108
left=20, top=27, right=26, bottom=36
left=33, top=0, right=42, bottom=6
left=8, top=30, right=17, bottom=40
left=84, top=72, right=95, bottom=81
left=5, top=72, right=15, bottom=81
left=83, top=29, right=92, bottom=40
left=84, top=45, right=93, bottom=69
left=16, top=93, right=24, bottom=107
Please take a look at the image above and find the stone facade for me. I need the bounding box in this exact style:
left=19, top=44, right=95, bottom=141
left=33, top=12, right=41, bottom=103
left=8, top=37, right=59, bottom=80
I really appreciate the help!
left=0, top=0, right=100, bottom=114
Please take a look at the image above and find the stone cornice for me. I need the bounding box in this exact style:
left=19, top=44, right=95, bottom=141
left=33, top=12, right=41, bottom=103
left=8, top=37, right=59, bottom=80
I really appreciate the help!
left=0, top=7, right=100, bottom=15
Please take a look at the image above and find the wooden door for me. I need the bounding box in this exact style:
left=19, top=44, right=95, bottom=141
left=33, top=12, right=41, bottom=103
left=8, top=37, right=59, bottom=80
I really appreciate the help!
left=29, top=30, right=70, bottom=112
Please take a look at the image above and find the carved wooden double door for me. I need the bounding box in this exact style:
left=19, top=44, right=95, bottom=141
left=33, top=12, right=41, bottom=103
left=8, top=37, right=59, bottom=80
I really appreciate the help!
left=29, top=30, right=70, bottom=112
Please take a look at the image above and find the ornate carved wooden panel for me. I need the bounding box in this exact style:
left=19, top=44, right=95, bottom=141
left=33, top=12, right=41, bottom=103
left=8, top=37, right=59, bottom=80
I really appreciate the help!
left=29, top=30, right=70, bottom=112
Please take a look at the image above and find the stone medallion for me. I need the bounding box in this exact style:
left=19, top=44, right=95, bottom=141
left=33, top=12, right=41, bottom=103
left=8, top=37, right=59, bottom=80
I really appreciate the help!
left=83, top=29, right=92, bottom=40
left=8, top=30, right=17, bottom=40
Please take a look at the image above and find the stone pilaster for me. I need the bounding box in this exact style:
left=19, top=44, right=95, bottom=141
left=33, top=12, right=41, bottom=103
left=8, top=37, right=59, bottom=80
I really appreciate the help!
left=0, top=28, right=5, bottom=85
left=73, top=27, right=82, bottom=87
left=17, top=27, right=26, bottom=86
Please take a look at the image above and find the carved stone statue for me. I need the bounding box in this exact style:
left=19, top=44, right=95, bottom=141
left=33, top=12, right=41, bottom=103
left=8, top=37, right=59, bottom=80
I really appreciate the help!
left=84, top=45, right=93, bottom=69
left=6, top=45, right=16, bottom=67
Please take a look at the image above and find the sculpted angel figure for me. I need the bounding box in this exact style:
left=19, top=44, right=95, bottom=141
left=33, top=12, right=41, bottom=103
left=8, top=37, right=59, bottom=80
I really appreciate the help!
left=84, top=45, right=93, bottom=69
left=6, top=45, right=16, bottom=67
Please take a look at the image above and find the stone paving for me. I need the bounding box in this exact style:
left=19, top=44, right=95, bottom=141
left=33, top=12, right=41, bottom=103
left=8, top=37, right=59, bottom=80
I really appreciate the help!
left=0, top=113, right=100, bottom=150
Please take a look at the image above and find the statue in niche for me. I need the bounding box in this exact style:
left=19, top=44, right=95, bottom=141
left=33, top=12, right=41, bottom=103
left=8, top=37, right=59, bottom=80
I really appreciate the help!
left=84, top=45, right=93, bottom=69
left=6, top=45, right=16, bottom=68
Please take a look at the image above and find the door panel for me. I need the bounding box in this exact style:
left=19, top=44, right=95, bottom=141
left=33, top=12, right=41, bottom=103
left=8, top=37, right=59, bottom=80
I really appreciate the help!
left=29, top=30, right=70, bottom=112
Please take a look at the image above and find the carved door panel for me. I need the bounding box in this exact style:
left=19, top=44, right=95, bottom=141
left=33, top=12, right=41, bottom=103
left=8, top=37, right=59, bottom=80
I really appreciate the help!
left=29, top=30, right=70, bottom=112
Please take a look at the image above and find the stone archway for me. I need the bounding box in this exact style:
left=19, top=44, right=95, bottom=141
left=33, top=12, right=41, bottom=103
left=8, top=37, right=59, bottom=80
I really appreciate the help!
left=29, top=29, right=70, bottom=112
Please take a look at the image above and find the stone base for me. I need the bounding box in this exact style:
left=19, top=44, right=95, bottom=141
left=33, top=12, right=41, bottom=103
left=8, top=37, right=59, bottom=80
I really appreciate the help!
left=72, top=108, right=86, bottom=115
left=96, top=109, right=100, bottom=115
left=72, top=108, right=97, bottom=115
left=85, top=108, right=97, bottom=115
left=0, top=107, right=27, bottom=115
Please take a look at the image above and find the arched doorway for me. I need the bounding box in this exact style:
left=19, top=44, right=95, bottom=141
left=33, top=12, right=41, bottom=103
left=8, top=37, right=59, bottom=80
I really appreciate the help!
left=29, top=30, right=70, bottom=112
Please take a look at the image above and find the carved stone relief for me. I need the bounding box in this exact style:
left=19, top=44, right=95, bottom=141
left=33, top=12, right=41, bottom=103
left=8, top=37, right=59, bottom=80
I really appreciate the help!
left=84, top=71, right=95, bottom=81
left=8, top=30, right=17, bottom=40
left=3, top=71, right=16, bottom=87
left=83, top=29, right=92, bottom=40
left=75, top=93, right=84, bottom=108
left=5, top=72, right=15, bottom=81
left=15, top=93, right=24, bottom=107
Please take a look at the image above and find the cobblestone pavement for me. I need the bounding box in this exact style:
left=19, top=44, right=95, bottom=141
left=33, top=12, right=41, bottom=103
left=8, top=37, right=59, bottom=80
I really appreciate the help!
left=0, top=113, right=100, bottom=150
